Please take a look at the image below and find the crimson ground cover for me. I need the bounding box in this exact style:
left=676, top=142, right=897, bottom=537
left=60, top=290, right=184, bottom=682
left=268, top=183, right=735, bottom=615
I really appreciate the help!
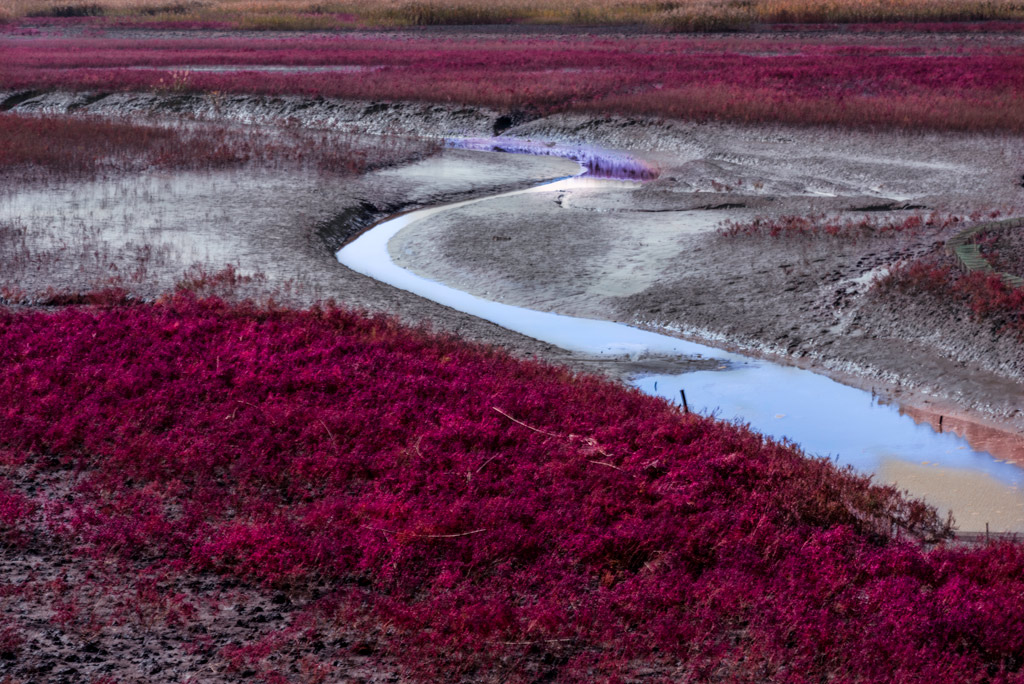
left=3, top=32, right=1023, bottom=131
left=879, top=257, right=1024, bottom=340
left=4, top=294, right=1024, bottom=680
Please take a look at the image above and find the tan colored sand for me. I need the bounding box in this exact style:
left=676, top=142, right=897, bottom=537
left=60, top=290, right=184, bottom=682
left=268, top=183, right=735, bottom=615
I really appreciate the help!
left=880, top=459, right=1024, bottom=534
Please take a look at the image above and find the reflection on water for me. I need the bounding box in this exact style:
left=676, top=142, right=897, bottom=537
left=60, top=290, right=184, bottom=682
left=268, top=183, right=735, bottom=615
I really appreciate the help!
left=339, top=165, right=1024, bottom=533
left=448, top=137, right=658, bottom=181
left=899, top=404, right=1024, bottom=466
left=633, top=367, right=1024, bottom=487
left=632, top=369, right=1024, bottom=532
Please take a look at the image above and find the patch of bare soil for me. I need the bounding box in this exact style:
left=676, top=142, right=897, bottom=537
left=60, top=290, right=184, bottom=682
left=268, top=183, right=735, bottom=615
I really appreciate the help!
left=0, top=465, right=400, bottom=684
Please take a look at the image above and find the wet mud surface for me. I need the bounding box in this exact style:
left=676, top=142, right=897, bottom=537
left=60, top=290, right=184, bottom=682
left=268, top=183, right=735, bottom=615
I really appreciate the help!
left=392, top=117, right=1024, bottom=433
left=4, top=90, right=1023, bottom=437
left=0, top=141, right=587, bottom=362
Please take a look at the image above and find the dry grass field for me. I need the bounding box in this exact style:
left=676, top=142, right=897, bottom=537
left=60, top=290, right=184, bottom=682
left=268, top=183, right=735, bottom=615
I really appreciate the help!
left=5, top=0, right=1024, bottom=30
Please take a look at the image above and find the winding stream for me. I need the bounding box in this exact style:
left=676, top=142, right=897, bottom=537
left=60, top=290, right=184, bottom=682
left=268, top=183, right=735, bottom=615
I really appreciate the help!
left=338, top=157, right=1024, bottom=534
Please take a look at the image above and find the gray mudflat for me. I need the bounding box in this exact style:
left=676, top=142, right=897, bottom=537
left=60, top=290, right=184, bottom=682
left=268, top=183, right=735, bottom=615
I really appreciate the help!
left=0, top=147, right=586, bottom=365
left=392, top=119, right=1024, bottom=432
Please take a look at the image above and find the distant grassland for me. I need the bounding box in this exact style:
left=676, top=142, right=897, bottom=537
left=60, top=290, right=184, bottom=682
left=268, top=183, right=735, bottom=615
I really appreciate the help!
left=5, top=0, right=1024, bottom=30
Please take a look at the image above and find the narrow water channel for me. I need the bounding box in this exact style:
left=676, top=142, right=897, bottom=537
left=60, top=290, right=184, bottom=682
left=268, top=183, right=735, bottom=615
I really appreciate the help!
left=337, top=162, right=1024, bottom=534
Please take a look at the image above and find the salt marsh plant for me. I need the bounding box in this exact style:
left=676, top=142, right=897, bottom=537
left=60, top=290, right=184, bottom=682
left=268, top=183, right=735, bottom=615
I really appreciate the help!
left=4, top=33, right=1023, bottom=132
left=0, top=111, right=439, bottom=184
left=877, top=256, right=1024, bottom=339
left=4, top=293, right=1024, bottom=681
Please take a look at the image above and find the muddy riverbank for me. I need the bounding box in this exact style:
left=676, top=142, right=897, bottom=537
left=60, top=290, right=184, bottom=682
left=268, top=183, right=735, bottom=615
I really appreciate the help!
left=388, top=114, right=1024, bottom=435
left=4, top=89, right=1023, bottom=435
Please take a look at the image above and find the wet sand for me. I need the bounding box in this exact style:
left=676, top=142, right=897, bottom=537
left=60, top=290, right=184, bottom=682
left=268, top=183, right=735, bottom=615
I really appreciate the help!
left=881, top=460, right=1024, bottom=534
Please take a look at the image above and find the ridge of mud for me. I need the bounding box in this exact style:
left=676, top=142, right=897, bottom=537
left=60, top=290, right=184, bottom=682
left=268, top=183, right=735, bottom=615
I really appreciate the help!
left=0, top=89, right=505, bottom=140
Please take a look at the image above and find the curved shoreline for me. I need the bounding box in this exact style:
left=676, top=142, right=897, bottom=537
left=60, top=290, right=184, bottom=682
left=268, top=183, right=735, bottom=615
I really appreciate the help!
left=4, top=87, right=1020, bottom=458
left=629, top=315, right=1024, bottom=461
left=337, top=160, right=1024, bottom=533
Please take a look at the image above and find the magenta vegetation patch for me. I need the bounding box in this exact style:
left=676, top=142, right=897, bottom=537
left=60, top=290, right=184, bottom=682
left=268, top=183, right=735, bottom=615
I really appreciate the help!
left=2, top=295, right=1024, bottom=680
left=3, top=33, right=1024, bottom=131
left=879, top=258, right=1024, bottom=339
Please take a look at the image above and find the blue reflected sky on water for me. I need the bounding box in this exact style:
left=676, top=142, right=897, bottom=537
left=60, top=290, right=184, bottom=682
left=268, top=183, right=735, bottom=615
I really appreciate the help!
left=339, top=168, right=1024, bottom=528
left=633, top=364, right=1024, bottom=488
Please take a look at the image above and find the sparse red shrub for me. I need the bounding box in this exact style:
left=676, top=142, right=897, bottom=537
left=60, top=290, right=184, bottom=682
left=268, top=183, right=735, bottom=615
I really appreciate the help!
left=978, top=226, right=1024, bottom=276
left=877, top=256, right=1024, bottom=337
left=0, top=624, right=24, bottom=660
left=0, top=111, right=439, bottom=185
left=719, top=212, right=963, bottom=240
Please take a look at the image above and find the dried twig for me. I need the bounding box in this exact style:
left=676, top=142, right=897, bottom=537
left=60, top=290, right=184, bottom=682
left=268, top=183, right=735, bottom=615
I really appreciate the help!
left=492, top=406, right=562, bottom=438
left=361, top=525, right=486, bottom=540
left=476, top=453, right=502, bottom=473
left=490, top=638, right=575, bottom=646
left=319, top=419, right=340, bottom=457
left=416, top=529, right=487, bottom=539
left=493, top=406, right=625, bottom=471
left=587, top=459, right=622, bottom=471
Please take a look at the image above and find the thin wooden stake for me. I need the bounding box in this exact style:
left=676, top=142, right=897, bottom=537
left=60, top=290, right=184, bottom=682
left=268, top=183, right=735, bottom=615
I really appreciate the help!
left=680, top=389, right=689, bottom=414
left=939, top=415, right=943, bottom=433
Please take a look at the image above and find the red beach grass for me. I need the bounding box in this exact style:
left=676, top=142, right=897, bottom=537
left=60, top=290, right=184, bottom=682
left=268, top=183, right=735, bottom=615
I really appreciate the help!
left=3, top=33, right=1023, bottom=132
left=4, top=294, right=1024, bottom=680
